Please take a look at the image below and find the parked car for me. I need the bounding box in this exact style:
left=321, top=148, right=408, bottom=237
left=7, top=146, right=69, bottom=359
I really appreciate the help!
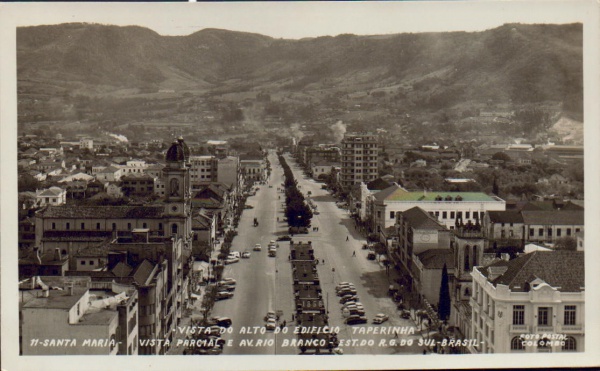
left=345, top=315, right=368, bottom=325
left=229, top=251, right=241, bottom=258
left=348, top=308, right=366, bottom=316
left=221, top=278, right=236, bottom=285
left=217, top=283, right=235, bottom=292
left=268, top=240, right=277, bottom=248
left=335, top=282, right=353, bottom=290
left=340, top=295, right=359, bottom=304
left=253, top=244, right=262, bottom=251
left=277, top=235, right=292, bottom=241
left=367, top=252, right=376, bottom=260
left=268, top=247, right=277, bottom=257
left=400, top=310, right=411, bottom=319
left=224, top=257, right=240, bottom=265
left=242, top=251, right=251, bottom=258
left=209, top=316, right=233, bottom=328
left=342, top=302, right=364, bottom=310
left=215, top=291, right=234, bottom=300
left=337, top=288, right=357, bottom=296
left=372, top=313, right=389, bottom=324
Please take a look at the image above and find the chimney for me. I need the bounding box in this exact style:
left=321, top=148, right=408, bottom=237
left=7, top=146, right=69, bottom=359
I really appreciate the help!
left=54, top=248, right=61, bottom=261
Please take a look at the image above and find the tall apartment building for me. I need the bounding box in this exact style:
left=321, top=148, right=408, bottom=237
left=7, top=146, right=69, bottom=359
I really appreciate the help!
left=340, top=132, right=379, bottom=189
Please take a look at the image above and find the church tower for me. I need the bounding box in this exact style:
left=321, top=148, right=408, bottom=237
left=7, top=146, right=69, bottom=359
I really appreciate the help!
left=163, top=137, right=192, bottom=241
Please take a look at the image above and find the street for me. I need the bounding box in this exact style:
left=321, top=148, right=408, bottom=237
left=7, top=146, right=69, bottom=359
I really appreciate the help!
left=205, top=151, right=423, bottom=355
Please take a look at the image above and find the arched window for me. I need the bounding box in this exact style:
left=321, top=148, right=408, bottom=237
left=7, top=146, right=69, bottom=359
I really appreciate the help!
left=537, top=338, right=551, bottom=352
left=171, top=223, right=178, bottom=235
left=511, top=337, right=524, bottom=351
left=472, top=245, right=478, bottom=267
left=464, top=245, right=470, bottom=271
left=464, top=287, right=471, bottom=297
left=562, top=337, right=576, bottom=352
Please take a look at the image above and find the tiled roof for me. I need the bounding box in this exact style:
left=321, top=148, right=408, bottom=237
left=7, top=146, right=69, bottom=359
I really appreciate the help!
left=487, top=211, right=524, bottom=224
left=521, top=210, right=584, bottom=225
left=75, top=243, right=112, bottom=257
left=37, top=205, right=164, bottom=219
left=416, top=249, right=454, bottom=269
left=401, top=207, right=446, bottom=230
left=480, top=251, right=584, bottom=292
left=37, top=187, right=65, bottom=197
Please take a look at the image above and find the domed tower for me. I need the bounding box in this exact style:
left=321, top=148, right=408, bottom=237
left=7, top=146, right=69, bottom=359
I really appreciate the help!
left=163, top=137, right=192, bottom=241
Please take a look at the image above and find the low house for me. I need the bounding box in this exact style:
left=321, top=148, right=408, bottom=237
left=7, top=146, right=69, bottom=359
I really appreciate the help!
left=36, top=186, right=67, bottom=206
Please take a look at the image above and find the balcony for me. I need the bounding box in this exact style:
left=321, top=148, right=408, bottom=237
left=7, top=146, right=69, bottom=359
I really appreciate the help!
left=558, top=324, right=584, bottom=334
left=509, top=324, right=529, bottom=333
left=533, top=325, right=554, bottom=333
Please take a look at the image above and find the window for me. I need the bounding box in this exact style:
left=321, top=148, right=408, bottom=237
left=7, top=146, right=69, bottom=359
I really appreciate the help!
left=464, top=247, right=470, bottom=271
left=172, top=224, right=178, bottom=235
left=81, top=223, right=85, bottom=230
left=575, top=228, right=580, bottom=233
left=451, top=211, right=455, bottom=219
left=66, top=223, right=70, bottom=230
left=564, top=305, right=576, bottom=325
left=457, top=211, right=463, bottom=219
left=547, top=228, right=552, bottom=237
left=89, top=260, right=94, bottom=265
left=127, top=223, right=132, bottom=230
left=143, top=223, right=147, bottom=229
left=435, top=211, right=439, bottom=217
left=443, top=212, right=447, bottom=219
left=466, top=212, right=470, bottom=219
left=562, top=336, right=576, bottom=352
left=377, top=211, right=381, bottom=219
left=538, top=307, right=550, bottom=325
left=511, top=337, right=525, bottom=351
left=81, top=261, right=86, bottom=265
left=52, top=222, right=56, bottom=230
left=557, top=228, right=562, bottom=237
left=513, top=305, right=525, bottom=325
left=96, top=223, right=101, bottom=230
left=390, top=211, right=395, bottom=219
left=112, top=223, right=117, bottom=231
left=566, top=228, right=572, bottom=236
left=538, top=228, right=544, bottom=237
left=159, top=223, right=163, bottom=230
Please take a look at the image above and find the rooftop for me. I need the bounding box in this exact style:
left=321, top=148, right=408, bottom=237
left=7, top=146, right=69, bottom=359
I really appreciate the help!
left=37, top=205, right=164, bottom=219
left=22, top=287, right=87, bottom=310
left=521, top=210, right=584, bottom=225
left=479, top=251, right=584, bottom=292
left=400, top=207, right=447, bottom=230
left=487, top=211, right=524, bottom=224
left=375, top=184, right=502, bottom=203
left=416, top=249, right=454, bottom=269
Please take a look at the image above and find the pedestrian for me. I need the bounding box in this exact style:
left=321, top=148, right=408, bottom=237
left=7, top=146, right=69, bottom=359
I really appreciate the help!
left=352, top=251, right=356, bottom=257
left=346, top=235, right=349, bottom=241
left=283, top=320, right=287, bottom=327
left=322, top=259, right=324, bottom=264
left=292, top=314, right=295, bottom=321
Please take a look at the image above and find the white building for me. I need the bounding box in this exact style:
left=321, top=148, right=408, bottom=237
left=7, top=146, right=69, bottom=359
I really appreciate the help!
left=371, top=184, right=505, bottom=231
left=340, top=132, right=379, bottom=189
left=36, top=187, right=67, bottom=206
left=189, top=155, right=217, bottom=184
left=470, top=251, right=584, bottom=353
left=120, top=159, right=148, bottom=175
left=79, top=138, right=94, bottom=150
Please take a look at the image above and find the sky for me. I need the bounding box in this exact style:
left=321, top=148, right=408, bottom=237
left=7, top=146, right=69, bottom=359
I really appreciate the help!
left=5, top=1, right=591, bottom=39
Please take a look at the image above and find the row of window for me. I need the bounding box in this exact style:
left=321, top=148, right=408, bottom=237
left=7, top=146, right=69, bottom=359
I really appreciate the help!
left=513, top=305, right=577, bottom=325
left=50, top=222, right=178, bottom=232
left=528, top=227, right=580, bottom=237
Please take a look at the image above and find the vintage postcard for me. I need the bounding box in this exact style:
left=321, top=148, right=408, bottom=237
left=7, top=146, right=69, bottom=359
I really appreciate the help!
left=1, top=1, right=599, bottom=370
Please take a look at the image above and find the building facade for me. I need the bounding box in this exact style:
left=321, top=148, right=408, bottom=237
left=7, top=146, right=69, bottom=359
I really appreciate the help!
left=340, top=132, right=379, bottom=189
left=470, top=251, right=584, bottom=353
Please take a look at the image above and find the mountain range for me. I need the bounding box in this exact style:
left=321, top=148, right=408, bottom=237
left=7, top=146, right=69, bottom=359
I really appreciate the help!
left=17, top=22, right=583, bottom=113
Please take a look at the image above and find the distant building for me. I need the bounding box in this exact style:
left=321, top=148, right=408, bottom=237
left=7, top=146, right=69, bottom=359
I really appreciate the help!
left=470, top=251, right=584, bottom=353
left=120, top=173, right=156, bottom=197
left=341, top=132, right=379, bottom=189
left=79, top=138, right=94, bottom=150
left=36, top=186, right=67, bottom=207
left=522, top=210, right=583, bottom=244
left=189, top=155, right=218, bottom=184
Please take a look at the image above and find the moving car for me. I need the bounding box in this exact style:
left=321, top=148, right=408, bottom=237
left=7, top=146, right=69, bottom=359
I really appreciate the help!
left=215, top=291, right=234, bottom=301
left=241, top=251, right=251, bottom=259
left=268, top=240, right=277, bottom=248
left=345, top=315, right=368, bottom=325
left=372, top=313, right=389, bottom=324
left=253, top=244, right=262, bottom=251
left=265, top=318, right=277, bottom=331
left=264, top=311, right=278, bottom=321
left=268, top=247, right=277, bottom=257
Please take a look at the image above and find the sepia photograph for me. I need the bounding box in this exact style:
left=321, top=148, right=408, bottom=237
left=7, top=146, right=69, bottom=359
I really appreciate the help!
left=1, top=1, right=599, bottom=370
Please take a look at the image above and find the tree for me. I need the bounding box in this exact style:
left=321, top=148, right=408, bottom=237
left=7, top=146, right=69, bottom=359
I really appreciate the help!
left=554, top=236, right=577, bottom=251
left=491, top=152, right=512, bottom=163
left=492, top=177, right=499, bottom=196
left=373, top=242, right=387, bottom=262
left=438, top=263, right=451, bottom=321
